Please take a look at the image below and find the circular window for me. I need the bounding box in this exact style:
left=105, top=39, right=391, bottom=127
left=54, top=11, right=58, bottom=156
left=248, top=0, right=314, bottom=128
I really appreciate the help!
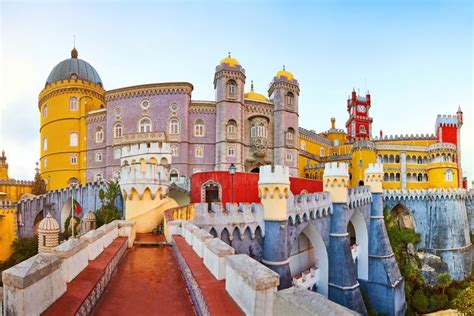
left=169, top=103, right=179, bottom=112
left=141, top=99, right=150, bottom=109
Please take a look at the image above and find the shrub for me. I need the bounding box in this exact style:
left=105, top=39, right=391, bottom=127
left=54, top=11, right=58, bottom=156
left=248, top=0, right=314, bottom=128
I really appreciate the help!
left=411, top=290, right=429, bottom=313
left=428, top=294, right=448, bottom=312
left=451, top=284, right=474, bottom=314
left=0, top=236, right=38, bottom=286
left=95, top=181, right=121, bottom=227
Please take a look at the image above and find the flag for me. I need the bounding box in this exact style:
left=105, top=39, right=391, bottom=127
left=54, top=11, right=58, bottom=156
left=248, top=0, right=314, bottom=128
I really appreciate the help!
left=72, top=198, right=82, bottom=216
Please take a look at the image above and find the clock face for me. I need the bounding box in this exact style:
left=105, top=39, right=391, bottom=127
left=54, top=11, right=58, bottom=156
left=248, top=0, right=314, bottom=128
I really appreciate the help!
left=357, top=105, right=366, bottom=113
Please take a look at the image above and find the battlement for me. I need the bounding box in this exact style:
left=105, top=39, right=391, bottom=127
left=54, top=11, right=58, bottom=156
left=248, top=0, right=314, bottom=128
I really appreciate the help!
left=348, top=187, right=372, bottom=208
left=384, top=188, right=468, bottom=201
left=365, top=163, right=383, bottom=175
left=0, top=179, right=33, bottom=186
left=371, top=133, right=437, bottom=141
left=288, top=192, right=333, bottom=223
left=193, top=202, right=264, bottom=240
left=258, top=165, right=290, bottom=185
left=323, top=162, right=349, bottom=178
left=119, top=139, right=170, bottom=157
left=351, top=140, right=376, bottom=152
left=435, top=114, right=458, bottom=130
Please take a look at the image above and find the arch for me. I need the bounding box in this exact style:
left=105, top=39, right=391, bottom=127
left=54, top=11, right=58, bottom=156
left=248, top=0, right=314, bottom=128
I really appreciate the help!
left=113, top=122, right=123, bottom=138
left=377, top=155, right=382, bottom=163
left=227, top=79, right=237, bottom=96
left=395, top=155, right=400, bottom=163
left=226, top=119, right=237, bottom=139
left=384, top=173, right=388, bottom=181
left=389, top=155, right=394, bottom=163
left=417, top=173, right=423, bottom=182
left=169, top=118, right=180, bottom=134
left=221, top=227, right=231, bottom=245
left=194, top=119, right=205, bottom=137
left=383, top=155, right=388, bottom=163
left=396, top=173, right=401, bottom=182
left=417, top=156, right=423, bottom=164
left=160, top=157, right=168, bottom=165
left=33, top=211, right=44, bottom=234
left=389, top=173, right=395, bottom=182
left=286, top=91, right=295, bottom=108
left=289, top=224, right=329, bottom=296
left=139, top=117, right=152, bottom=133
left=348, top=209, right=369, bottom=280
left=149, top=157, right=158, bottom=164
left=209, top=227, right=218, bottom=238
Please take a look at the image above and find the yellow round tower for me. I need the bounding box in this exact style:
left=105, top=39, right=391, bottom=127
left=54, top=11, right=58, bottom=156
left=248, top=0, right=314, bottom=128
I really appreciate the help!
left=350, top=140, right=377, bottom=187
left=39, top=48, right=105, bottom=190
left=427, top=143, right=459, bottom=188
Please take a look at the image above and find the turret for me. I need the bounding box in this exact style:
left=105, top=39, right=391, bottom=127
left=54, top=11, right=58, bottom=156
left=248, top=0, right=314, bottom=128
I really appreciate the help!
left=258, top=165, right=290, bottom=221
left=214, top=53, right=246, bottom=172
left=364, top=163, right=384, bottom=193
left=269, top=66, right=300, bottom=176
left=323, top=162, right=349, bottom=203
left=0, top=150, right=8, bottom=181
left=38, top=213, right=60, bottom=253
left=350, top=140, right=377, bottom=187
left=457, top=106, right=463, bottom=126
left=346, top=88, right=373, bottom=142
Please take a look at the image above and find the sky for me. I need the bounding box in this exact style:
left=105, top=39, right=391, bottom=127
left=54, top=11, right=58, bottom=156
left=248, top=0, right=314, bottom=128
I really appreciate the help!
left=0, top=0, right=472, bottom=184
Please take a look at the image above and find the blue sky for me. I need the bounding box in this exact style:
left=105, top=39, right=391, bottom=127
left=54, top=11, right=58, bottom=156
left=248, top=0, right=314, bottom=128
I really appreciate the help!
left=0, top=0, right=472, bottom=184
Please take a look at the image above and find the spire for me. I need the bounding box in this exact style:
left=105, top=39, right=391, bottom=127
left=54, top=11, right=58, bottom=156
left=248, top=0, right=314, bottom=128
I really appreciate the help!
left=251, top=80, right=254, bottom=91
left=283, top=65, right=286, bottom=71
left=457, top=105, right=462, bottom=113
left=228, top=51, right=231, bottom=58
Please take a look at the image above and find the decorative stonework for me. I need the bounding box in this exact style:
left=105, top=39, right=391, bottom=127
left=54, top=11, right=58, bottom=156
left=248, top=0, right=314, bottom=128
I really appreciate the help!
left=105, top=83, right=193, bottom=101
left=38, top=213, right=60, bottom=254
left=200, top=180, right=222, bottom=203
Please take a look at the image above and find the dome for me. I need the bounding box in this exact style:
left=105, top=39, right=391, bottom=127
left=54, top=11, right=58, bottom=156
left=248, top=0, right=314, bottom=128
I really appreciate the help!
left=244, top=81, right=269, bottom=102
left=38, top=213, right=60, bottom=232
left=45, top=48, right=103, bottom=86
left=83, top=211, right=96, bottom=222
left=220, top=52, right=240, bottom=67
left=275, top=66, right=294, bottom=80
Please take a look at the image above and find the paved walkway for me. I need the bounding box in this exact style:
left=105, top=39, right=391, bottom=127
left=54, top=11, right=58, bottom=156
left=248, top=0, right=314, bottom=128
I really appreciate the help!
left=93, top=238, right=195, bottom=316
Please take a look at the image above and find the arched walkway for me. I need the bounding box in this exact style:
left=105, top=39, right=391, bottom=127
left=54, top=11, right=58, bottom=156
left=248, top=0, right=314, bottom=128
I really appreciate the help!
left=348, top=209, right=369, bottom=280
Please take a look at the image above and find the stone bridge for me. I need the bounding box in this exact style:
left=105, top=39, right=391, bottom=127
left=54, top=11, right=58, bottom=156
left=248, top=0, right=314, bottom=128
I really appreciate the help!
left=383, top=188, right=473, bottom=280
left=16, top=181, right=118, bottom=238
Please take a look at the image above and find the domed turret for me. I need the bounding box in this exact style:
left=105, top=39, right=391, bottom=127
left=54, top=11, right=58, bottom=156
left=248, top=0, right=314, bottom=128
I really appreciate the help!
left=38, top=213, right=60, bottom=253
left=81, top=211, right=97, bottom=234
left=275, top=65, right=294, bottom=80
left=244, top=81, right=269, bottom=102
left=45, top=47, right=103, bottom=87
left=219, top=52, right=240, bottom=67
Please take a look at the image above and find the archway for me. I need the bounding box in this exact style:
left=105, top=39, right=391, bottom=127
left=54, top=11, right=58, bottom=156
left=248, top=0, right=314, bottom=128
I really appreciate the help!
left=348, top=209, right=369, bottom=280
left=250, top=167, right=260, bottom=173
left=60, top=199, right=72, bottom=233
left=289, top=224, right=329, bottom=296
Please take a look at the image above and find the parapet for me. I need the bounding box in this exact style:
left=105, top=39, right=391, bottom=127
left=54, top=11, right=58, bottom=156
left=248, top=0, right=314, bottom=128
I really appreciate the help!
left=365, top=163, right=383, bottom=175
left=323, top=162, right=349, bottom=178
left=288, top=192, right=333, bottom=224
left=364, top=163, right=384, bottom=193
left=384, top=188, right=468, bottom=201
left=348, top=187, right=372, bottom=208
left=372, top=133, right=436, bottom=141
left=258, top=165, right=290, bottom=185
left=435, top=114, right=458, bottom=130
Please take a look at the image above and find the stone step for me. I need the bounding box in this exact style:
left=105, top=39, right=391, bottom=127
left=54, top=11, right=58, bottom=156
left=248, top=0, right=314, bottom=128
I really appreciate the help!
left=133, top=240, right=171, bottom=247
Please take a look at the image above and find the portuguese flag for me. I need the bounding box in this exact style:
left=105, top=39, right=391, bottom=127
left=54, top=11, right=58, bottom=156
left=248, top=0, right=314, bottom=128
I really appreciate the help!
left=72, top=198, right=82, bottom=216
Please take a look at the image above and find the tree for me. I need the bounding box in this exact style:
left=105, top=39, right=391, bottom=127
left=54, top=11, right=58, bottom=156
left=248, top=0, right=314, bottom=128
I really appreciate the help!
left=0, top=236, right=38, bottom=286
left=437, top=273, right=452, bottom=295
left=95, top=181, right=121, bottom=227
left=31, top=164, right=46, bottom=195
left=452, top=284, right=474, bottom=314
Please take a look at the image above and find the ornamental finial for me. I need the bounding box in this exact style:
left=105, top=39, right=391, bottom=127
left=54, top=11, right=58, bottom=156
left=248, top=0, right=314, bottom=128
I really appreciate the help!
left=283, top=65, right=285, bottom=71
left=251, top=80, right=254, bottom=91
left=71, top=47, right=78, bottom=58
left=228, top=51, right=231, bottom=58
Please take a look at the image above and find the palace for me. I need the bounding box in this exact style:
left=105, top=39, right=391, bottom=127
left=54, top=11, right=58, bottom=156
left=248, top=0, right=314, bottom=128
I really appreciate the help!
left=39, top=48, right=465, bottom=191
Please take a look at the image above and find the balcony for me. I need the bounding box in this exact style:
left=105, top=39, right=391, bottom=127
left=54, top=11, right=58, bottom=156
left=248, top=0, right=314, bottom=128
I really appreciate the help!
left=113, top=131, right=167, bottom=146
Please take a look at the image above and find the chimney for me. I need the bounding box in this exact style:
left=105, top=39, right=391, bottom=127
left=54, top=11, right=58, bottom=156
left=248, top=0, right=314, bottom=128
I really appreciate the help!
left=379, top=130, right=383, bottom=139
left=331, top=118, right=336, bottom=129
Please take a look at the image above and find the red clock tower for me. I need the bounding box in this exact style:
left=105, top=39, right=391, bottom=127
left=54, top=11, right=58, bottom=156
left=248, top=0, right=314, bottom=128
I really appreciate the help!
left=346, top=88, right=373, bottom=142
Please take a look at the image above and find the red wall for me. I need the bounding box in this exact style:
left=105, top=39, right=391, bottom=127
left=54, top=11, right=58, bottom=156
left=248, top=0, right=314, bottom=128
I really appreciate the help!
left=439, top=125, right=458, bottom=145
left=191, top=171, right=323, bottom=205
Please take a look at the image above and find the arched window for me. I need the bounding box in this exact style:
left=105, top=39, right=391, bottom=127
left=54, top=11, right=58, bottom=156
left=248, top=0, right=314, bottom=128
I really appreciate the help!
left=383, top=155, right=388, bottom=163
left=389, top=155, right=394, bottom=163
left=43, top=137, right=48, bottom=151
left=195, top=146, right=203, bottom=158
left=417, top=156, right=423, bottom=164
left=359, top=125, right=366, bottom=134
left=286, top=128, right=295, bottom=145
left=139, top=117, right=152, bottom=133
left=227, top=146, right=235, bottom=157
left=384, top=173, right=388, bottom=181
left=395, top=155, right=400, bottom=163
left=94, top=173, right=103, bottom=182
left=377, top=155, right=382, bottom=163
left=389, top=173, right=395, bottom=182
left=95, top=151, right=103, bottom=162
left=70, top=97, right=78, bottom=111
left=250, top=121, right=267, bottom=138
left=160, top=157, right=168, bottom=165
left=194, top=119, right=205, bottom=137
left=113, top=123, right=123, bottom=138
left=320, top=148, right=325, bottom=157
left=43, top=158, right=47, bottom=168
left=333, top=139, right=339, bottom=146
left=227, top=80, right=237, bottom=97
left=300, top=141, right=306, bottom=151
left=170, top=168, right=179, bottom=181
left=396, top=173, right=401, bottom=182
left=417, top=173, right=423, bottom=182
left=286, top=152, right=293, bottom=161
left=424, top=174, right=428, bottom=182
left=95, top=127, right=104, bottom=143
left=227, top=120, right=237, bottom=138
left=169, top=118, right=180, bottom=135
left=171, top=145, right=178, bottom=157
left=69, top=132, right=78, bottom=146
left=445, top=169, right=453, bottom=182
left=43, top=104, right=48, bottom=118
left=70, top=154, right=78, bottom=165
left=407, top=173, right=412, bottom=182
left=286, top=92, right=294, bottom=109
left=68, top=177, right=78, bottom=185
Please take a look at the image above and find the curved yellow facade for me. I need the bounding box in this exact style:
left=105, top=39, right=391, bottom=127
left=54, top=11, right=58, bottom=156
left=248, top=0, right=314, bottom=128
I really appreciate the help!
left=39, top=80, right=105, bottom=190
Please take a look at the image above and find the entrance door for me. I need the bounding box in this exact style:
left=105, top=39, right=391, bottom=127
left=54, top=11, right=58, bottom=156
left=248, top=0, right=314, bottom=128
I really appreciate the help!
left=205, top=184, right=220, bottom=210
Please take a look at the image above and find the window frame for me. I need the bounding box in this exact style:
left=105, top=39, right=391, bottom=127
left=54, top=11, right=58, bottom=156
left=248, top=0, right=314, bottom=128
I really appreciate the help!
left=195, top=146, right=204, bottom=158
left=95, top=127, right=104, bottom=143
left=169, top=118, right=180, bottom=135
left=113, top=122, right=123, bottom=138
left=194, top=119, right=205, bottom=137
left=139, top=117, right=153, bottom=133
left=69, top=132, right=78, bottom=147
left=69, top=97, right=79, bottom=111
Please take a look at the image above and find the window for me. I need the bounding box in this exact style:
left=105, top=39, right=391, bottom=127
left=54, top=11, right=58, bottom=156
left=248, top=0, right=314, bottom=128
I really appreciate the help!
left=251, top=124, right=267, bottom=138
left=171, top=145, right=179, bottom=157
left=140, top=99, right=150, bottom=109
left=139, top=117, right=152, bottom=133
left=94, top=173, right=103, bottom=182
left=95, top=127, right=104, bottom=143
left=320, top=148, right=325, bottom=157
left=95, top=151, right=103, bottom=162
left=195, top=146, right=203, bottom=158
left=300, top=141, right=306, bottom=151
left=445, top=169, right=454, bottom=182
left=43, top=158, right=47, bottom=168
left=228, top=146, right=235, bottom=157
left=170, top=168, right=179, bottom=181
left=70, top=154, right=78, bottom=165
left=360, top=125, right=366, bottom=134
left=169, top=118, right=180, bottom=134
left=70, top=97, right=78, bottom=111
left=332, top=152, right=338, bottom=156
left=113, top=148, right=121, bottom=159
left=286, top=92, right=295, bottom=109
left=286, top=152, right=293, bottom=161
left=113, top=123, right=123, bottom=138
left=68, top=178, right=78, bottom=185
left=227, top=80, right=237, bottom=96
left=113, top=170, right=121, bottom=181
left=43, top=137, right=48, bottom=151
left=358, top=159, right=363, bottom=167
left=43, top=104, right=48, bottom=118
left=286, top=128, right=295, bottom=145
left=333, top=139, right=339, bottom=146
left=194, top=119, right=205, bottom=137
left=69, top=132, right=78, bottom=146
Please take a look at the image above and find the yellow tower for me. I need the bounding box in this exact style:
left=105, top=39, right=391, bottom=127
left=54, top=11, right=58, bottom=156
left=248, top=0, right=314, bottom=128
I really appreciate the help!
left=258, top=165, right=290, bottom=221
left=427, top=144, right=459, bottom=188
left=39, top=48, right=105, bottom=190
left=351, top=140, right=377, bottom=187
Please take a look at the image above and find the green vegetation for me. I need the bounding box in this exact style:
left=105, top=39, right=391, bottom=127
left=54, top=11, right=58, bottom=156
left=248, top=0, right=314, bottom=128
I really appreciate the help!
left=384, top=206, right=473, bottom=315
left=62, top=215, right=81, bottom=240
left=0, top=236, right=38, bottom=286
left=31, top=167, right=47, bottom=195
left=95, top=181, right=121, bottom=227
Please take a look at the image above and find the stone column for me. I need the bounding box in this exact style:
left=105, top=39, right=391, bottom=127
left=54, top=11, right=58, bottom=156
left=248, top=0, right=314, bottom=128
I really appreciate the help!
left=363, top=163, right=406, bottom=316
left=259, top=165, right=292, bottom=289
left=400, top=152, right=407, bottom=190
left=324, top=162, right=367, bottom=314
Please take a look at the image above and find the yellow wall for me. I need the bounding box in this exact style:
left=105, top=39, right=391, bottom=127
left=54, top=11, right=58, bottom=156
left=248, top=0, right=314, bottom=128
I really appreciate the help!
left=39, top=80, right=105, bottom=190
left=0, top=207, right=16, bottom=261
left=351, top=149, right=376, bottom=187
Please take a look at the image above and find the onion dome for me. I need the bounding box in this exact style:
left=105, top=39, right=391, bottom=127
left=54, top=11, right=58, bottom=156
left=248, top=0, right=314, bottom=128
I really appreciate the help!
left=38, top=213, right=60, bottom=232
left=275, top=65, right=294, bottom=80
left=82, top=211, right=96, bottom=222
left=45, top=47, right=103, bottom=86
left=244, top=81, right=269, bottom=102
left=219, top=52, right=240, bottom=67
